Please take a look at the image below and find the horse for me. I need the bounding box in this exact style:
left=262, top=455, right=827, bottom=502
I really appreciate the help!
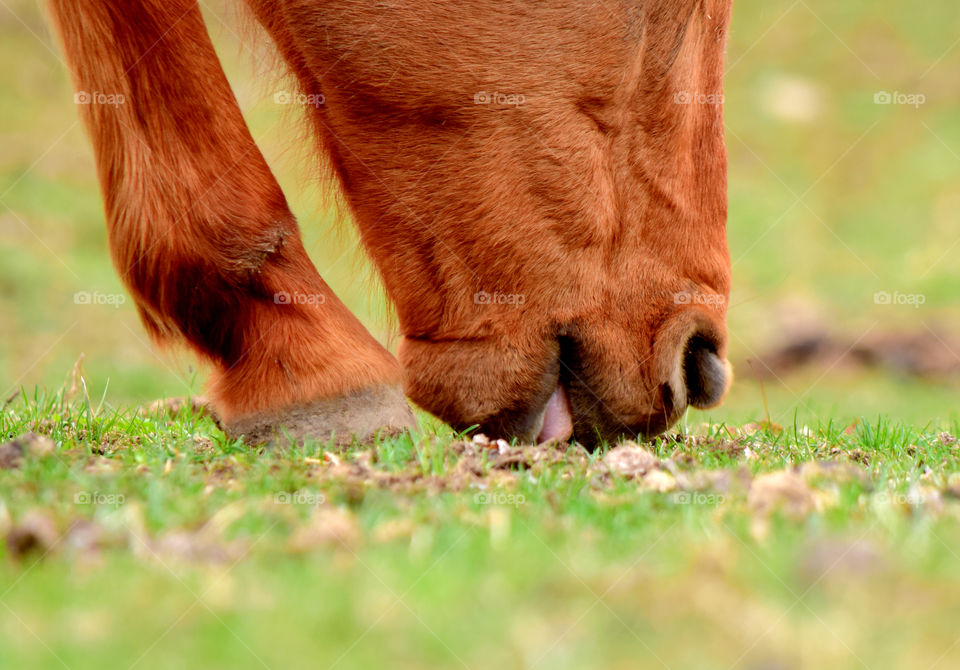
left=46, top=0, right=733, bottom=448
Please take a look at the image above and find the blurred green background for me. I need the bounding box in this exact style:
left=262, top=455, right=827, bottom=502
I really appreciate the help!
left=1, top=0, right=958, bottom=430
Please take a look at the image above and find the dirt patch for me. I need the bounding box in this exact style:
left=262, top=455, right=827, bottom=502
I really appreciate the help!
left=748, top=328, right=960, bottom=380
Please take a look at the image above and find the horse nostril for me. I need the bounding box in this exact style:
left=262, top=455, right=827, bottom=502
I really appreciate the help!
left=683, top=335, right=730, bottom=409
left=661, top=381, right=676, bottom=417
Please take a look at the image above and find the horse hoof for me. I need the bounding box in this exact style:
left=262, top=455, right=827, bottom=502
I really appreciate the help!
left=218, top=385, right=417, bottom=447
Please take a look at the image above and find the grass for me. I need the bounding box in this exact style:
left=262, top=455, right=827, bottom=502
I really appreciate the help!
left=3, top=0, right=960, bottom=667
left=4, top=393, right=960, bottom=669
left=2, top=0, right=960, bottom=424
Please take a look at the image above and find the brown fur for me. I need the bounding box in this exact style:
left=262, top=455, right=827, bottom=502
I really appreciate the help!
left=46, top=0, right=733, bottom=446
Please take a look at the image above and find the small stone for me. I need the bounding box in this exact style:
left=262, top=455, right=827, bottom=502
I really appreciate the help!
left=904, top=484, right=945, bottom=515
left=799, top=539, right=883, bottom=581
left=288, top=508, right=360, bottom=553
left=372, top=518, right=416, bottom=543
left=641, top=469, right=677, bottom=492
left=0, top=441, right=23, bottom=469
left=945, top=474, right=960, bottom=499
left=602, top=443, right=659, bottom=477
left=800, top=461, right=868, bottom=485
left=6, top=510, right=59, bottom=560
left=748, top=470, right=815, bottom=520
left=0, top=432, right=55, bottom=469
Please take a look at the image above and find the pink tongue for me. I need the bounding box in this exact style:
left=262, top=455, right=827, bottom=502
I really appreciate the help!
left=537, top=385, right=574, bottom=444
